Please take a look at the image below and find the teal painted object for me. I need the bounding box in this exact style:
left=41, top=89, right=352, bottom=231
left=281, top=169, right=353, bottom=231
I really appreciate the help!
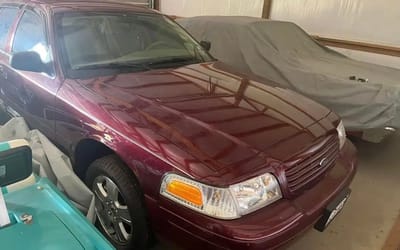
left=1, top=176, right=115, bottom=250
left=0, top=142, right=10, bottom=152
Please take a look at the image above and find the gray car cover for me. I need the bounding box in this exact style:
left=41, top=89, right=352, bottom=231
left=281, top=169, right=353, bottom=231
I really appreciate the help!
left=0, top=118, right=95, bottom=222
left=178, top=16, right=400, bottom=131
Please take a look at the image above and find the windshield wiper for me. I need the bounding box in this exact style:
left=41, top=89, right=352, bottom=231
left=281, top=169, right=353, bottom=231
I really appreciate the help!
left=146, top=57, right=201, bottom=68
left=74, top=62, right=151, bottom=71
left=74, top=57, right=201, bottom=71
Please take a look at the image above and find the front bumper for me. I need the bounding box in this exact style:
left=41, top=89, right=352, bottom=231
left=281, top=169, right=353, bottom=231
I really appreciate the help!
left=151, top=140, right=357, bottom=250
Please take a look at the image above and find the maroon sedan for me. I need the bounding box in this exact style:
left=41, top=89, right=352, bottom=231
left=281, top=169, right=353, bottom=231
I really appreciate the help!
left=0, top=1, right=357, bottom=249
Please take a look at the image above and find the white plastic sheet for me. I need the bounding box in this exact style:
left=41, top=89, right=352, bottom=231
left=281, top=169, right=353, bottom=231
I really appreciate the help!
left=0, top=118, right=95, bottom=222
left=270, top=0, right=400, bottom=45
left=270, top=0, right=400, bottom=68
left=160, top=0, right=264, bottom=17
left=0, top=191, right=10, bottom=227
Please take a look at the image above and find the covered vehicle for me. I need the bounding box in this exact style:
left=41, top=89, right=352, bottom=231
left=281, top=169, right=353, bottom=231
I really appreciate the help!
left=178, top=16, right=400, bottom=142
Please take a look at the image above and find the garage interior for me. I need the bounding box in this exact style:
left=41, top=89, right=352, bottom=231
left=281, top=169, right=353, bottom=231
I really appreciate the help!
left=0, top=0, right=400, bottom=250
left=156, top=0, right=400, bottom=248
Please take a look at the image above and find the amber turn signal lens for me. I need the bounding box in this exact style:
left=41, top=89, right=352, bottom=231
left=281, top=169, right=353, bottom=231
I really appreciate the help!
left=166, top=180, right=203, bottom=207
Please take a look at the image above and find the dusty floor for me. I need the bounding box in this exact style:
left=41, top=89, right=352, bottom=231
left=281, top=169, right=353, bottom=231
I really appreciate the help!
left=154, top=134, right=400, bottom=250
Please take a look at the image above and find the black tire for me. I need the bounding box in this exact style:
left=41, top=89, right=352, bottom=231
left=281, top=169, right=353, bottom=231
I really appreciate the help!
left=85, top=155, right=149, bottom=250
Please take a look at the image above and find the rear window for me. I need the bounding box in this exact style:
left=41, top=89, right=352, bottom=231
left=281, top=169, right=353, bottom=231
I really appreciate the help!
left=0, top=7, right=19, bottom=50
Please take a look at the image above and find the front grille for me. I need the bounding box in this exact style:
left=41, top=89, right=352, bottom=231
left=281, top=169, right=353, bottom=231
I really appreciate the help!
left=284, top=135, right=339, bottom=194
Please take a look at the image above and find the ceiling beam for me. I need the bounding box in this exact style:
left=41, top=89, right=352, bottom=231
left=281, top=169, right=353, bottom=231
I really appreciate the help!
left=262, top=0, right=273, bottom=19
left=314, top=36, right=400, bottom=58
left=153, top=0, right=160, bottom=10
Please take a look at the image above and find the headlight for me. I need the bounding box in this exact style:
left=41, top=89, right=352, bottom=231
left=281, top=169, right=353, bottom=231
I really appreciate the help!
left=160, top=173, right=282, bottom=219
left=337, top=120, right=346, bottom=149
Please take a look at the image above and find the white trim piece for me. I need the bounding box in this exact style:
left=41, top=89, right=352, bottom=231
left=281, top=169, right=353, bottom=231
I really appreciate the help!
left=6, top=174, right=36, bottom=193
left=0, top=190, right=10, bottom=228
left=8, top=139, right=29, bottom=149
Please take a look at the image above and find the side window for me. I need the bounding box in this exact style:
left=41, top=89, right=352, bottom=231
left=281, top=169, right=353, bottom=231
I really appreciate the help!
left=0, top=7, right=19, bottom=50
left=12, top=10, right=51, bottom=63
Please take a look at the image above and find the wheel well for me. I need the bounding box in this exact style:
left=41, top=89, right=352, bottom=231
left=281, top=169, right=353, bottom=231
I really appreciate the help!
left=73, top=139, right=114, bottom=179
left=74, top=139, right=157, bottom=246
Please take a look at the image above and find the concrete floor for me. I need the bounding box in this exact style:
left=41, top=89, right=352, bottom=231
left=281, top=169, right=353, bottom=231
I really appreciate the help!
left=154, top=134, right=400, bottom=250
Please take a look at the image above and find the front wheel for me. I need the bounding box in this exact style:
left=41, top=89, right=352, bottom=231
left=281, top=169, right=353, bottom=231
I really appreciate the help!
left=85, top=155, right=149, bottom=250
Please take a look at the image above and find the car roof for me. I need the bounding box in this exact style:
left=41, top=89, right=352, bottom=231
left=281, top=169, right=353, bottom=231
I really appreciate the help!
left=1, top=0, right=156, bottom=14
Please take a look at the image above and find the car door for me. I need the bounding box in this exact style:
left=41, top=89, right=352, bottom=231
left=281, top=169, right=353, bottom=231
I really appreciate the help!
left=0, top=6, right=20, bottom=115
left=6, top=7, right=61, bottom=140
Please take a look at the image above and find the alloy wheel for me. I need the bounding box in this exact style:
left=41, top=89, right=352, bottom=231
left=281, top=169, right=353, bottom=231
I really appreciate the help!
left=92, top=175, right=133, bottom=244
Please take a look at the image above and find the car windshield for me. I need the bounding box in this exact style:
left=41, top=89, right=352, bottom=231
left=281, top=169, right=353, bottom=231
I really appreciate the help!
left=55, top=12, right=213, bottom=77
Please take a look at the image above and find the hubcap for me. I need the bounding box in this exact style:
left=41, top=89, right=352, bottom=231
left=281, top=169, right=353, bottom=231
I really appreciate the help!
left=92, top=176, right=132, bottom=244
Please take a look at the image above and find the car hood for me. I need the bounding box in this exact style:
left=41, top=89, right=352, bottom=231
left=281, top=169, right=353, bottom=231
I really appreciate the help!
left=78, top=62, right=338, bottom=185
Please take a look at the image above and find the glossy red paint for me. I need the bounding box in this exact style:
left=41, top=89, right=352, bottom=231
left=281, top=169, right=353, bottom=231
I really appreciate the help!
left=0, top=1, right=357, bottom=249
left=155, top=141, right=357, bottom=250
left=59, top=61, right=338, bottom=185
